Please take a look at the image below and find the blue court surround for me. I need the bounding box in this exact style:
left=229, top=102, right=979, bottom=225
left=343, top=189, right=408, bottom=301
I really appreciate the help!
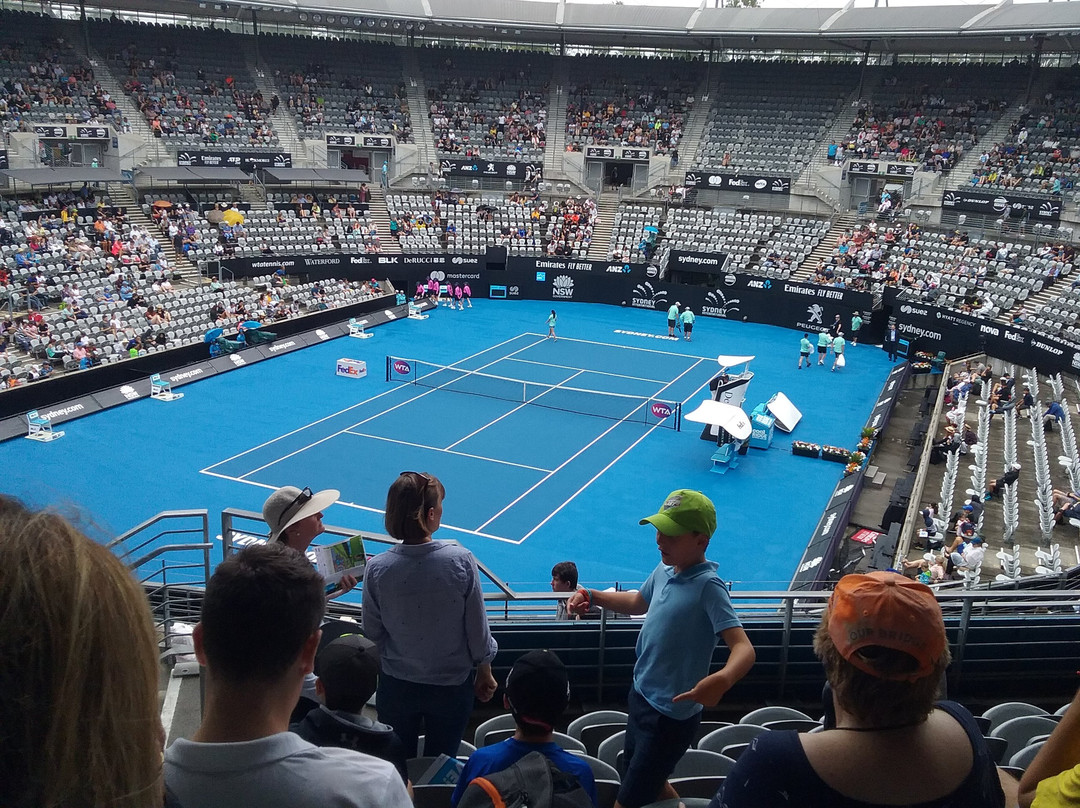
left=0, top=299, right=894, bottom=591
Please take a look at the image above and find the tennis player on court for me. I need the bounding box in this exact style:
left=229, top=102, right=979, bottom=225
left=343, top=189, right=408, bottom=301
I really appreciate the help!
left=547, top=310, right=557, bottom=341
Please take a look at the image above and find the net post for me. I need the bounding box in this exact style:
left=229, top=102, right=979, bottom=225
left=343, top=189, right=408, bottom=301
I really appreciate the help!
left=676, top=403, right=682, bottom=432
left=385, top=356, right=391, bottom=382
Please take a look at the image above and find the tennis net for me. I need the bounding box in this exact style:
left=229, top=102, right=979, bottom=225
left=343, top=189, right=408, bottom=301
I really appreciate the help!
left=385, top=356, right=681, bottom=430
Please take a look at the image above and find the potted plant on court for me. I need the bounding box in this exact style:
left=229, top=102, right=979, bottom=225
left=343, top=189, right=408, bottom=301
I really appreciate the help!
left=822, top=445, right=851, bottom=463
left=792, top=440, right=821, bottom=458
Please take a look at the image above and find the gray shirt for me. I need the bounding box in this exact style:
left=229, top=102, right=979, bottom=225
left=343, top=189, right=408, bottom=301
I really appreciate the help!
left=362, top=540, right=497, bottom=685
left=164, top=732, right=411, bottom=808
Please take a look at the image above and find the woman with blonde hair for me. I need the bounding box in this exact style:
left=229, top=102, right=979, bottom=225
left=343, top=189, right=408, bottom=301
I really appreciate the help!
left=0, top=495, right=163, bottom=808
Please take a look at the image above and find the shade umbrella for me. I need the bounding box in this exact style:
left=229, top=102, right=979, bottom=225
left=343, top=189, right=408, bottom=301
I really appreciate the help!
left=241, top=320, right=261, bottom=329
left=684, top=400, right=752, bottom=441
left=152, top=200, right=172, bottom=209
left=222, top=209, right=245, bottom=226
left=203, top=327, right=224, bottom=343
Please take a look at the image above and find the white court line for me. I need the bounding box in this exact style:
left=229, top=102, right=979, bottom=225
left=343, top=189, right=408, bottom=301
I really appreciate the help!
left=520, top=332, right=717, bottom=362
left=500, top=356, right=670, bottom=386
left=519, top=360, right=714, bottom=541
left=342, top=430, right=554, bottom=473
left=476, top=357, right=707, bottom=535
left=160, top=673, right=182, bottom=745
left=201, top=469, right=521, bottom=544
left=444, top=368, right=587, bottom=452
left=232, top=336, right=548, bottom=481
left=200, top=332, right=537, bottom=474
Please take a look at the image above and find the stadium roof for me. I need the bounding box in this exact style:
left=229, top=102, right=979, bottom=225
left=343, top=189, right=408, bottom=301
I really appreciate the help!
left=72, top=0, right=1080, bottom=53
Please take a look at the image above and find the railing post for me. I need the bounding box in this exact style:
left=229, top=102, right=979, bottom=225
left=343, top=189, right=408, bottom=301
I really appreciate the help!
left=777, top=597, right=794, bottom=699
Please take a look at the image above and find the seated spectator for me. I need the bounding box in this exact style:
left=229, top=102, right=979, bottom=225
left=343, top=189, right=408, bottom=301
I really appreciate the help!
left=163, top=543, right=412, bottom=808
left=1044, top=400, right=1066, bottom=432
left=289, top=634, right=410, bottom=788
left=986, top=462, right=1021, bottom=500
left=929, top=426, right=961, bottom=465
left=0, top=494, right=163, bottom=808
left=947, top=536, right=986, bottom=577
left=451, top=650, right=598, bottom=807
left=1016, top=385, right=1035, bottom=415
left=551, top=560, right=579, bottom=620
left=1019, top=681, right=1080, bottom=806
left=712, top=571, right=1008, bottom=808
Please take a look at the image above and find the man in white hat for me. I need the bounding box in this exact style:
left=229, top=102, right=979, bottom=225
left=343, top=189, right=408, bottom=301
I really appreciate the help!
left=262, top=486, right=357, bottom=597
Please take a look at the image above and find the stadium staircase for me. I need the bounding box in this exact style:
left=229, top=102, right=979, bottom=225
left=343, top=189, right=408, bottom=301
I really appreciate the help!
left=790, top=212, right=857, bottom=280
left=238, top=182, right=269, bottom=210
left=543, top=58, right=570, bottom=181
left=795, top=79, right=874, bottom=193
left=367, top=186, right=401, bottom=255
left=663, top=72, right=713, bottom=185
left=587, top=193, right=621, bottom=260
left=402, top=49, right=438, bottom=179
left=82, top=45, right=172, bottom=168
left=106, top=182, right=201, bottom=282
left=943, top=97, right=1028, bottom=194
left=244, top=42, right=307, bottom=167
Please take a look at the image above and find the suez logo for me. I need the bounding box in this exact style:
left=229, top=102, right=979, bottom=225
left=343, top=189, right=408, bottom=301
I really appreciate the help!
left=392, top=359, right=412, bottom=376
left=552, top=275, right=575, bottom=298
left=650, top=401, right=673, bottom=419
left=899, top=304, right=929, bottom=317
left=451, top=256, right=480, bottom=265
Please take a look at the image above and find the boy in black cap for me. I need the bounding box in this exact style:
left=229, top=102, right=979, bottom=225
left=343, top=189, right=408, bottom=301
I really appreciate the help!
left=290, top=634, right=410, bottom=787
left=450, top=650, right=597, bottom=807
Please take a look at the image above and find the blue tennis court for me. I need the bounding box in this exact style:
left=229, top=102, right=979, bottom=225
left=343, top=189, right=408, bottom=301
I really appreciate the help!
left=0, top=299, right=895, bottom=591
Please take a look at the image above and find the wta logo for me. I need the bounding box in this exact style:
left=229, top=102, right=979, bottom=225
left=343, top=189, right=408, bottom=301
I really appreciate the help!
left=650, top=402, right=673, bottom=419
left=393, top=360, right=411, bottom=375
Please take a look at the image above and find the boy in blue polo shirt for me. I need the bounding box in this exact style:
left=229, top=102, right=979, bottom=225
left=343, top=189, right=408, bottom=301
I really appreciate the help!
left=568, top=490, right=756, bottom=808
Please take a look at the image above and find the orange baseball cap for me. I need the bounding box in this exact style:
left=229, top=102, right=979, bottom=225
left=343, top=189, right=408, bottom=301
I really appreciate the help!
left=827, top=571, right=946, bottom=682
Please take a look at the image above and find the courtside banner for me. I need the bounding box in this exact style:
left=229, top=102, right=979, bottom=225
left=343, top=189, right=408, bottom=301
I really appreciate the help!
left=895, top=302, right=1078, bottom=374
left=177, top=150, right=292, bottom=170
left=163, top=362, right=219, bottom=388
left=222, top=253, right=379, bottom=280
left=438, top=158, right=542, bottom=182
left=256, top=338, right=306, bottom=360
left=92, top=383, right=150, bottom=409
left=210, top=350, right=269, bottom=373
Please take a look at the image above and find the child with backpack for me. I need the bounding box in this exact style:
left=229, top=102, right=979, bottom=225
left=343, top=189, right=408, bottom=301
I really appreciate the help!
left=452, top=650, right=597, bottom=808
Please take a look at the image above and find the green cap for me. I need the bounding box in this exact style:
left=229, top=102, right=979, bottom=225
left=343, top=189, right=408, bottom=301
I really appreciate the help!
left=639, top=490, right=716, bottom=538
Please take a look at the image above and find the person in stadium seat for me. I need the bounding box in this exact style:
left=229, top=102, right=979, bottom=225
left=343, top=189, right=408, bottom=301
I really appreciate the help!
left=711, top=572, right=1009, bottom=808
left=451, top=650, right=598, bottom=807
left=0, top=495, right=164, bottom=808
left=1044, top=400, right=1066, bottom=432
left=566, top=489, right=755, bottom=808
left=986, top=462, right=1021, bottom=500
left=1019, top=682, right=1080, bottom=806
left=164, top=543, right=411, bottom=808
left=289, top=634, right=410, bottom=790
left=362, top=471, right=498, bottom=759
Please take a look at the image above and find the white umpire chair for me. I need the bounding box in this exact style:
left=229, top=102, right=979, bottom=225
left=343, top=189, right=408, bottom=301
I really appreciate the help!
left=348, top=317, right=374, bottom=338
left=25, top=409, right=64, bottom=442
left=150, top=373, right=184, bottom=402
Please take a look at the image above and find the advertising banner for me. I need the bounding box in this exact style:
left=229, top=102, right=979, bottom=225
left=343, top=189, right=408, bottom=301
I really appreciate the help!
left=683, top=171, right=791, bottom=195
left=584, top=146, right=651, bottom=161
left=942, top=189, right=1061, bottom=222
left=847, top=161, right=917, bottom=177
left=177, top=150, right=292, bottom=170
left=438, top=158, right=542, bottom=182
left=0, top=149, right=8, bottom=170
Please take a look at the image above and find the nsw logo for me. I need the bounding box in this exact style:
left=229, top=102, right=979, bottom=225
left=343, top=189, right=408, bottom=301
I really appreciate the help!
left=392, top=360, right=412, bottom=376
left=650, top=401, right=673, bottom=420
left=552, top=275, right=575, bottom=298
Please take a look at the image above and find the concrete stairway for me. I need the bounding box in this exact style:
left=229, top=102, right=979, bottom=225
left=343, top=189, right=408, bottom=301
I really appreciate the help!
left=669, top=72, right=715, bottom=180
left=367, top=186, right=400, bottom=255
left=402, top=48, right=437, bottom=180
left=587, top=192, right=621, bottom=260
left=543, top=58, right=570, bottom=181
left=795, top=82, right=868, bottom=190
left=238, top=182, right=270, bottom=211
left=243, top=40, right=306, bottom=166
left=83, top=45, right=172, bottom=167
left=945, top=93, right=1029, bottom=192
left=791, top=212, right=858, bottom=280
left=107, top=182, right=199, bottom=280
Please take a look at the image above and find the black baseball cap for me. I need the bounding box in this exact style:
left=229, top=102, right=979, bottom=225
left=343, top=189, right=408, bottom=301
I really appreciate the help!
left=505, top=650, right=570, bottom=733
left=314, top=634, right=379, bottom=712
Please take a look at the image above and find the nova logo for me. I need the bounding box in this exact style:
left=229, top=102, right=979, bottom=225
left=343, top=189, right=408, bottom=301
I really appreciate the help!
left=393, top=360, right=411, bottom=375
left=552, top=275, right=575, bottom=298
left=650, top=402, right=673, bottom=419
left=754, top=179, right=768, bottom=190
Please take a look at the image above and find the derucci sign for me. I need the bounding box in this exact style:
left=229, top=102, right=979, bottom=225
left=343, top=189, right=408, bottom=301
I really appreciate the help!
left=439, top=159, right=542, bottom=182
left=942, top=189, right=1061, bottom=222
left=683, top=171, right=791, bottom=195
left=177, top=150, right=293, bottom=170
